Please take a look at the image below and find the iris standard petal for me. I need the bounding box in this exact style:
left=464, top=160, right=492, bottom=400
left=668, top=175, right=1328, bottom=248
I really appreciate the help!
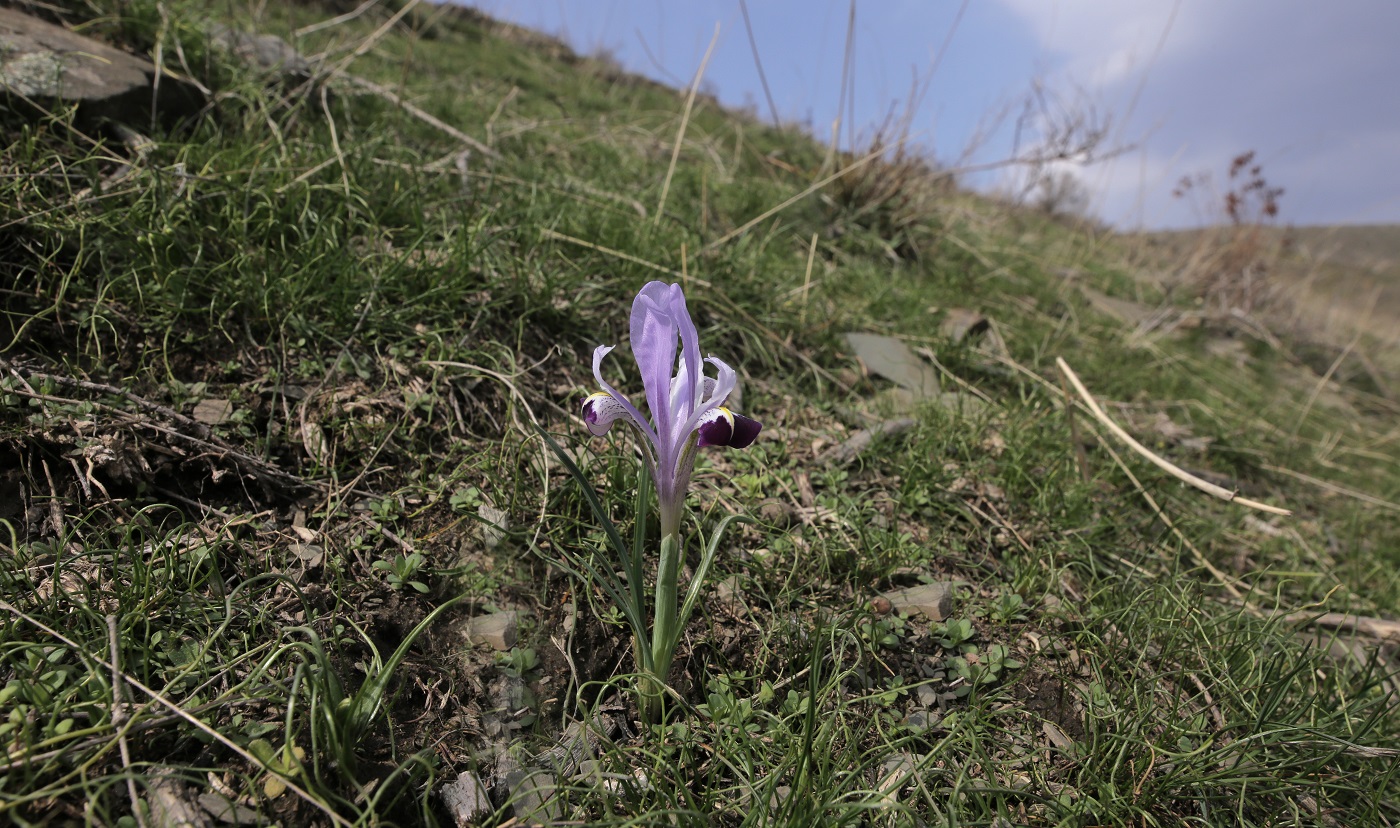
left=630, top=284, right=682, bottom=451
left=669, top=286, right=704, bottom=413
left=703, top=357, right=737, bottom=409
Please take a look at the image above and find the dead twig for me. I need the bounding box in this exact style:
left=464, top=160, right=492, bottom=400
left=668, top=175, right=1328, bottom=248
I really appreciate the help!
left=108, top=615, right=147, bottom=828
left=7, top=365, right=210, bottom=438
left=1286, top=611, right=1400, bottom=643
left=0, top=601, right=353, bottom=828
left=1090, top=428, right=1248, bottom=602
left=1056, top=357, right=1291, bottom=516
left=655, top=23, right=719, bottom=224
left=820, top=418, right=916, bottom=465
left=338, top=72, right=500, bottom=160
left=5, top=380, right=312, bottom=493
left=1261, top=463, right=1400, bottom=514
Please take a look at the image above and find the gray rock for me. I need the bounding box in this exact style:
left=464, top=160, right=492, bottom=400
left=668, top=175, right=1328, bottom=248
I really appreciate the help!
left=478, top=503, right=508, bottom=548
left=143, top=769, right=211, bottom=827
left=714, top=574, right=744, bottom=606
left=467, top=611, right=518, bottom=651
left=844, top=332, right=941, bottom=398
left=495, top=757, right=561, bottom=825
left=440, top=771, right=493, bottom=826
left=208, top=25, right=311, bottom=79
left=192, top=398, right=234, bottom=425
left=877, top=752, right=916, bottom=806
left=883, top=582, right=956, bottom=622
left=938, top=308, right=990, bottom=343
left=197, top=791, right=261, bottom=824
left=0, top=7, right=201, bottom=125
left=820, top=417, right=917, bottom=464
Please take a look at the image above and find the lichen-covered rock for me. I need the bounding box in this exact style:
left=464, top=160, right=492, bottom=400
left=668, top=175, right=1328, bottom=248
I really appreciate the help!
left=0, top=7, right=201, bottom=125
left=208, top=24, right=312, bottom=81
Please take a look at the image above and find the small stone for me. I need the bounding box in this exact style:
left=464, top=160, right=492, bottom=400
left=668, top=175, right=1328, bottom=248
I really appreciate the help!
left=883, top=582, right=956, bottom=622
left=289, top=543, right=323, bottom=567
left=938, top=308, right=990, bottom=343
left=198, top=791, right=261, bottom=824
left=478, top=504, right=508, bottom=548
left=467, top=612, right=518, bottom=651
left=193, top=398, right=234, bottom=425
left=768, top=785, right=792, bottom=809
left=714, top=575, right=743, bottom=605
left=143, top=770, right=210, bottom=827
left=877, top=752, right=916, bottom=806
left=757, top=499, right=797, bottom=529
left=504, top=768, right=560, bottom=824
left=1043, top=721, right=1075, bottom=750
left=208, top=25, right=311, bottom=78
left=844, top=332, right=941, bottom=398
left=904, top=710, right=938, bottom=731
left=439, top=771, right=492, bottom=826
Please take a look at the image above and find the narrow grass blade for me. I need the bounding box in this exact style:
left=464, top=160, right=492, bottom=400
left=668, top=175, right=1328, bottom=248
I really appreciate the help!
left=535, top=425, right=630, bottom=560
left=677, top=514, right=752, bottom=634
left=342, top=594, right=467, bottom=733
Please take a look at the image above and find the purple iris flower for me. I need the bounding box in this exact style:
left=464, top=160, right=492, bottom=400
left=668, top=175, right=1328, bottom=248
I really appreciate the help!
left=582, top=282, right=761, bottom=534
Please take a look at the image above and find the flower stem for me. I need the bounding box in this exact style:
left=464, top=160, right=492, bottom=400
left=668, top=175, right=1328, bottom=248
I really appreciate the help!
left=642, top=532, right=683, bottom=723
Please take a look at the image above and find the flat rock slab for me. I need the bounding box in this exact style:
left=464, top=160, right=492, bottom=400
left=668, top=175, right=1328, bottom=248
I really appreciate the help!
left=0, top=7, right=201, bottom=124
left=844, top=333, right=941, bottom=398
left=1079, top=286, right=1156, bottom=327
left=440, top=771, right=493, bottom=826
left=883, top=582, right=956, bottom=622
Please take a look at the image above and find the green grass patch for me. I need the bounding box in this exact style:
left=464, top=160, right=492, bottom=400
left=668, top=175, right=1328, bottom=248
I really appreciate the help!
left=1, top=1, right=1396, bottom=824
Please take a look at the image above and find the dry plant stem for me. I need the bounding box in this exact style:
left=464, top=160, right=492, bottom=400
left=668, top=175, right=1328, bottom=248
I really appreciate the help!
left=1285, top=611, right=1400, bottom=643
left=1091, top=430, right=1248, bottom=602
left=799, top=232, right=818, bottom=326
left=1290, top=330, right=1362, bottom=438
left=0, top=602, right=352, bottom=828
left=6, top=365, right=208, bottom=437
left=700, top=136, right=911, bottom=253
left=655, top=23, right=720, bottom=224
left=319, top=85, right=352, bottom=198
left=339, top=73, right=499, bottom=159
left=40, top=459, right=62, bottom=537
left=540, top=229, right=700, bottom=285
left=295, top=0, right=381, bottom=37
left=324, top=0, right=421, bottom=79
left=1186, top=672, right=1227, bottom=731
left=1058, top=370, right=1091, bottom=484
left=1056, top=357, right=1291, bottom=516
left=1260, top=463, right=1400, bottom=513
left=913, top=347, right=995, bottom=404
left=108, top=615, right=147, bottom=828
left=737, top=0, right=780, bottom=127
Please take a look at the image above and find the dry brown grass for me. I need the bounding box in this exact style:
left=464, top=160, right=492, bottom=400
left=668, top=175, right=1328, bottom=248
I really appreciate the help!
left=1126, top=225, right=1400, bottom=397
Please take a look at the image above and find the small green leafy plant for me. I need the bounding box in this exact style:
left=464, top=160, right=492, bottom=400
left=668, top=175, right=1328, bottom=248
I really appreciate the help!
left=372, top=552, right=428, bottom=593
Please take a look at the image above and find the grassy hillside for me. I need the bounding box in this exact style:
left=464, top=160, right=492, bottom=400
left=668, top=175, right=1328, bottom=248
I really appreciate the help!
left=2, top=1, right=1397, bottom=825
left=1134, top=225, right=1400, bottom=360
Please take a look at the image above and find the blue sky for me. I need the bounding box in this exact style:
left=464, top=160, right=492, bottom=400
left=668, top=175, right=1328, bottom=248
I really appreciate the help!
left=468, top=1, right=1400, bottom=229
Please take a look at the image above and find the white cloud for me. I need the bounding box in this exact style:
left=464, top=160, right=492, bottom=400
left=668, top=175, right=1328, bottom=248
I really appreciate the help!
left=990, top=0, right=1400, bottom=226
